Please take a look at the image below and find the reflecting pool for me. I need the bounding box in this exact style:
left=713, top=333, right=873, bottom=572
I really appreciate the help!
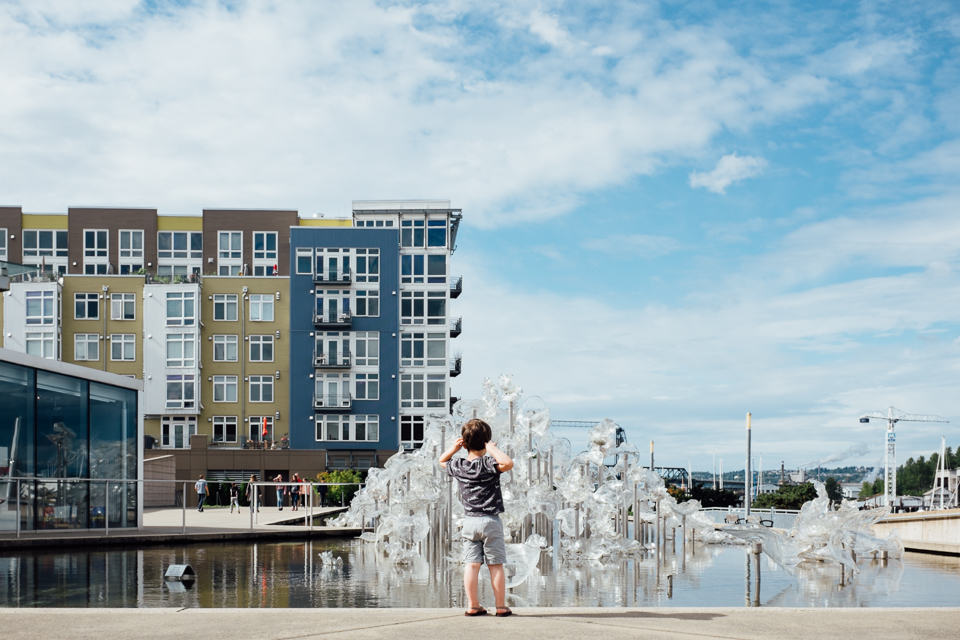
left=2, top=540, right=959, bottom=608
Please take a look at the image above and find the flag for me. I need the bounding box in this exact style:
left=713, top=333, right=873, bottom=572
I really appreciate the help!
left=262, top=417, right=268, bottom=437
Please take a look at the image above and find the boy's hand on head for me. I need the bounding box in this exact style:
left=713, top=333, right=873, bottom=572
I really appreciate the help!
left=454, top=437, right=464, bottom=450
left=486, top=441, right=498, bottom=451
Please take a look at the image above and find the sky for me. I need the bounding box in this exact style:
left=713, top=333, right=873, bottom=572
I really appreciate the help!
left=2, top=0, right=959, bottom=472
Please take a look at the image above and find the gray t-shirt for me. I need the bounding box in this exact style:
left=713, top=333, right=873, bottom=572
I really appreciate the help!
left=446, top=455, right=504, bottom=516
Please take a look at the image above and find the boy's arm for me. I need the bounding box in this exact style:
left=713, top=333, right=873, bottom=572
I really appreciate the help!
left=486, top=442, right=514, bottom=473
left=438, top=437, right=464, bottom=469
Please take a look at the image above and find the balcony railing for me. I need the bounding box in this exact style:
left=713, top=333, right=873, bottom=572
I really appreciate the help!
left=313, top=268, right=352, bottom=285
left=449, top=317, right=462, bottom=338
left=314, top=351, right=352, bottom=368
left=450, top=276, right=462, bottom=298
left=314, top=393, right=353, bottom=411
left=314, top=311, right=352, bottom=327
left=450, top=356, right=462, bottom=378
left=145, top=273, right=200, bottom=285
left=449, top=396, right=461, bottom=413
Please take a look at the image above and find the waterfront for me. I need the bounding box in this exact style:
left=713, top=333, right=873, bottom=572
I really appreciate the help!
left=2, top=539, right=958, bottom=609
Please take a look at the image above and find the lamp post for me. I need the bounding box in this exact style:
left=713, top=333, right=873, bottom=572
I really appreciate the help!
left=745, top=413, right=752, bottom=517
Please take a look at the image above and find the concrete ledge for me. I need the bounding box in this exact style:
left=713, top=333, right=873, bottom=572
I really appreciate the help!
left=902, top=538, right=960, bottom=555
left=0, top=527, right=362, bottom=552
left=2, top=607, right=960, bottom=640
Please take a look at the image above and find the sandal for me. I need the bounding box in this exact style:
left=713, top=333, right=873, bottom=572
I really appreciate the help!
left=464, top=607, right=487, bottom=617
left=495, top=607, right=512, bottom=617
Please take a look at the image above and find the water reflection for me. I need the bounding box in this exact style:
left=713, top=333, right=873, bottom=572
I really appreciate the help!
left=1, top=542, right=958, bottom=608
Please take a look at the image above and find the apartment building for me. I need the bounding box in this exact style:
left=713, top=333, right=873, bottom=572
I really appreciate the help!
left=0, top=202, right=461, bottom=487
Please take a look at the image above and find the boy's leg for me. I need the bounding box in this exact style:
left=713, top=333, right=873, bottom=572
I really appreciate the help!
left=488, top=564, right=506, bottom=608
left=463, top=563, right=482, bottom=610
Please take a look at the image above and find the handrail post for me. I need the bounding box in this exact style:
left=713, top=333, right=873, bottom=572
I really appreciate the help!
left=105, top=481, right=110, bottom=537
left=16, top=479, right=21, bottom=539
left=182, top=481, right=187, bottom=534
left=250, top=482, right=254, bottom=531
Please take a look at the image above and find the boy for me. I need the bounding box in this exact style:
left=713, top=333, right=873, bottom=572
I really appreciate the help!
left=229, top=482, right=240, bottom=514
left=439, top=419, right=515, bottom=617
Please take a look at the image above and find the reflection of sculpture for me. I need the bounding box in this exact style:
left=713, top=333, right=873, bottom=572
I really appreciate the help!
left=46, top=421, right=76, bottom=508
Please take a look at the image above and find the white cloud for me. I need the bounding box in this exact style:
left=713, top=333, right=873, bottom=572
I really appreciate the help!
left=688, top=152, right=768, bottom=194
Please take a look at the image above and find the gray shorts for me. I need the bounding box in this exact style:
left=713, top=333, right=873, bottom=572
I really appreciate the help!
left=462, top=514, right=507, bottom=565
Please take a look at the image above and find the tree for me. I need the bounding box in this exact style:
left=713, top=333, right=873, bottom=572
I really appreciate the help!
left=689, top=484, right=740, bottom=508
left=858, top=481, right=875, bottom=499
left=753, top=483, right=817, bottom=510
left=824, top=477, right=843, bottom=504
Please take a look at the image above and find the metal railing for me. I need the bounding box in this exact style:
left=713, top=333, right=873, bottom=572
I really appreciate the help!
left=313, top=393, right=352, bottom=410
left=450, top=276, right=462, bottom=298
left=450, top=356, right=462, bottom=377
left=313, top=312, right=352, bottom=326
left=314, top=351, right=352, bottom=368
left=449, top=317, right=462, bottom=337
left=701, top=506, right=801, bottom=529
left=0, top=477, right=365, bottom=538
left=313, top=269, right=352, bottom=284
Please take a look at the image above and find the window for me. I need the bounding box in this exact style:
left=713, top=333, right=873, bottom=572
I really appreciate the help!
left=355, top=290, right=379, bottom=317
left=427, top=374, right=446, bottom=408
left=401, top=332, right=424, bottom=366
left=110, top=334, right=136, bottom=361
left=402, top=254, right=424, bottom=284
left=316, top=415, right=379, bottom=442
left=166, top=333, right=196, bottom=367
left=249, top=294, right=274, bottom=321
left=118, top=230, right=144, bottom=273
left=354, top=332, right=379, bottom=366
left=427, top=291, right=446, bottom=325
left=401, top=415, right=425, bottom=448
left=401, top=291, right=424, bottom=325
left=401, top=373, right=424, bottom=408
left=428, top=219, right=447, bottom=247
left=75, top=293, right=99, bottom=320
left=26, top=332, right=57, bottom=359
left=166, top=291, right=196, bottom=326
left=157, top=231, right=202, bottom=276
left=253, top=232, right=277, bottom=275
left=161, top=416, right=197, bottom=448
left=213, top=416, right=238, bottom=444
left=427, top=255, right=446, bottom=283
left=315, top=373, right=349, bottom=407
left=296, top=248, right=313, bottom=275
left=355, top=248, right=379, bottom=283
left=249, top=335, right=274, bottom=362
left=315, top=290, right=350, bottom=322
left=0, top=229, right=6, bottom=261
left=401, top=219, right=425, bottom=248
left=166, top=374, right=196, bottom=409
left=249, top=375, right=273, bottom=402
left=213, top=335, right=239, bottom=362
left=74, top=334, right=99, bottom=361
left=25, top=290, right=55, bottom=325
left=250, top=416, right=275, bottom=442
left=23, top=229, right=69, bottom=274
left=213, top=294, right=238, bottom=321
left=218, top=231, right=242, bottom=275
left=427, top=333, right=446, bottom=367
left=83, top=229, right=109, bottom=274
left=213, top=375, right=238, bottom=402
left=111, top=293, right=136, bottom=320
left=355, top=373, right=379, bottom=400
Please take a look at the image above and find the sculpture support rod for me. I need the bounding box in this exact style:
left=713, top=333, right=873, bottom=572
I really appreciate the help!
left=746, top=412, right=752, bottom=517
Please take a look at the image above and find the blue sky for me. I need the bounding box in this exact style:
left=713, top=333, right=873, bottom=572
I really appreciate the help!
left=1, top=0, right=959, bottom=472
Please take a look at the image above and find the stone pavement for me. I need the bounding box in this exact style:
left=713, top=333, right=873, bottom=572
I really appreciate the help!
left=2, top=607, right=959, bottom=640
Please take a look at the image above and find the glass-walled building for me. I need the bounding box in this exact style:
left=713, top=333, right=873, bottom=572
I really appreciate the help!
left=0, top=348, right=143, bottom=532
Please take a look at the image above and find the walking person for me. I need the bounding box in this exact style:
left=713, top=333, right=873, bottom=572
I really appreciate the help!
left=291, top=473, right=301, bottom=511
left=246, top=474, right=260, bottom=514
left=300, top=477, right=308, bottom=512
left=195, top=474, right=208, bottom=513
left=229, top=482, right=240, bottom=514
left=439, top=419, right=514, bottom=617
left=273, top=473, right=285, bottom=510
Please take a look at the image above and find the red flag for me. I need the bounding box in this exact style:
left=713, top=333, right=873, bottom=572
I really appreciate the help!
left=262, top=417, right=268, bottom=437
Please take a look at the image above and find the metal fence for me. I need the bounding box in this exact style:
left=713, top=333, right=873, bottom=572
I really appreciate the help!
left=700, top=506, right=801, bottom=529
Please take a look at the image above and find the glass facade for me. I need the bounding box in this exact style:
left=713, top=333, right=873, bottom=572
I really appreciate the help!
left=0, top=360, right=138, bottom=532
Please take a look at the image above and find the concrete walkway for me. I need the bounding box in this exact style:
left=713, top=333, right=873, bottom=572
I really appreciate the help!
left=2, top=608, right=959, bottom=640
left=0, top=506, right=356, bottom=550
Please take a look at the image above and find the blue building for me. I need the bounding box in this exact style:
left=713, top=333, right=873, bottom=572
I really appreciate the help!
left=289, top=201, right=462, bottom=470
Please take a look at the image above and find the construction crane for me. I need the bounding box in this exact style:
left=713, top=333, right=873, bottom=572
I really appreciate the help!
left=859, top=407, right=949, bottom=509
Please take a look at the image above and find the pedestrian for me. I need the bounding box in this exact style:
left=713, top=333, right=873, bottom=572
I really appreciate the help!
left=273, top=473, right=285, bottom=510
left=291, top=473, right=301, bottom=511
left=317, top=482, right=328, bottom=507
left=439, top=419, right=514, bottom=617
left=195, top=474, right=208, bottom=513
left=246, top=474, right=260, bottom=514
left=229, top=482, right=240, bottom=514
left=300, top=478, right=308, bottom=510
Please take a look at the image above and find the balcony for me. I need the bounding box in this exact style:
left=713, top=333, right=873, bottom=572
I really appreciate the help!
left=449, top=317, right=462, bottom=338
left=314, top=311, right=352, bottom=328
left=450, top=356, right=462, bottom=378
left=314, top=393, right=353, bottom=411
left=449, top=396, right=461, bottom=413
left=314, top=351, right=352, bottom=369
left=313, top=268, right=352, bottom=285
left=145, top=272, right=200, bottom=285
left=450, top=276, right=462, bottom=299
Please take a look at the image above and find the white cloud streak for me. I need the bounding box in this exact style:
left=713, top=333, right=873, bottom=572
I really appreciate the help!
left=689, top=153, right=768, bottom=194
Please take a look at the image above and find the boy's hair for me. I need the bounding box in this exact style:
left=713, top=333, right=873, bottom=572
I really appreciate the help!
left=461, top=419, right=492, bottom=452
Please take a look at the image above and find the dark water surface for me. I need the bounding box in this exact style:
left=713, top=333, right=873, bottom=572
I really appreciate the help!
left=2, top=539, right=959, bottom=608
